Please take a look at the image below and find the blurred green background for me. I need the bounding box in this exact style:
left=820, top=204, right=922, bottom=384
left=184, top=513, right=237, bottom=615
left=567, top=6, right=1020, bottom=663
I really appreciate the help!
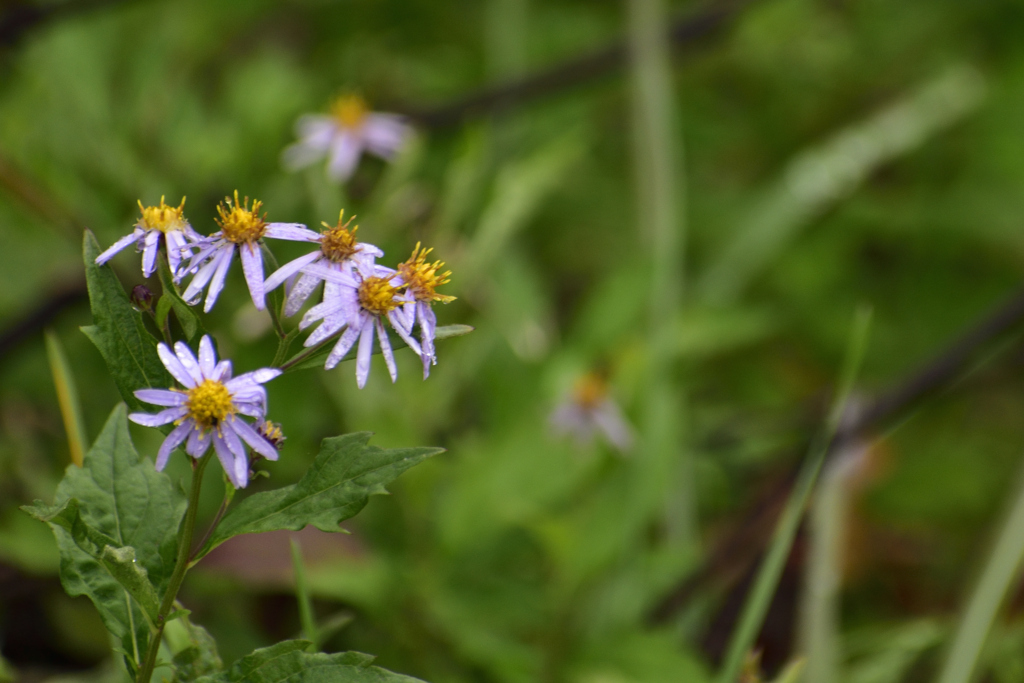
left=3, top=0, right=1024, bottom=681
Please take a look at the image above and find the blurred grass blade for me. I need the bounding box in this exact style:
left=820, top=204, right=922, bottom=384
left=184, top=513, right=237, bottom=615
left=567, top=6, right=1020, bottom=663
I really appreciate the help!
left=798, top=444, right=860, bottom=683
left=717, top=306, right=872, bottom=683
left=935, top=458, right=1024, bottom=683
left=45, top=329, right=87, bottom=467
left=290, top=538, right=318, bottom=651
left=698, top=65, right=985, bottom=305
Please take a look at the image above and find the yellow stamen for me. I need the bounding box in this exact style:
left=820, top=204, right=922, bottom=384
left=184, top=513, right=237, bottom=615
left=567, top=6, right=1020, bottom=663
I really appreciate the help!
left=573, top=373, right=607, bottom=410
left=319, top=210, right=361, bottom=262
left=185, top=379, right=234, bottom=431
left=358, top=276, right=401, bottom=316
left=137, top=196, right=187, bottom=233
left=217, top=190, right=267, bottom=244
left=397, top=242, right=456, bottom=305
left=330, top=94, right=369, bottom=129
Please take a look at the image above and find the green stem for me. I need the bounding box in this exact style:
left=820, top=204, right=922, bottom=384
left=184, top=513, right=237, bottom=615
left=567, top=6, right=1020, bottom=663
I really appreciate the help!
left=260, top=243, right=287, bottom=340
left=272, top=327, right=302, bottom=367
left=136, top=452, right=213, bottom=683
left=278, top=338, right=331, bottom=372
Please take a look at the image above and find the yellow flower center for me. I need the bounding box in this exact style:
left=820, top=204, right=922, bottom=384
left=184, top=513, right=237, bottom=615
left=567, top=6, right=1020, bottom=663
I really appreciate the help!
left=138, top=196, right=187, bottom=233
left=185, top=379, right=234, bottom=431
left=330, top=94, right=369, bottom=129
left=573, top=374, right=607, bottom=410
left=397, top=242, right=456, bottom=304
left=358, top=276, right=400, bottom=316
left=319, top=210, right=360, bottom=263
left=217, top=190, right=267, bottom=244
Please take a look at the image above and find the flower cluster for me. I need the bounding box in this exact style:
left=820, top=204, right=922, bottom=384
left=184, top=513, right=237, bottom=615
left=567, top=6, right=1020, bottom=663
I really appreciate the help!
left=98, top=192, right=456, bottom=484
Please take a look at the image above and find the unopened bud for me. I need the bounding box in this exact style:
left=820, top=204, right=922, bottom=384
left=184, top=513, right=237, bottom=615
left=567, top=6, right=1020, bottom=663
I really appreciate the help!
left=131, top=285, right=155, bottom=313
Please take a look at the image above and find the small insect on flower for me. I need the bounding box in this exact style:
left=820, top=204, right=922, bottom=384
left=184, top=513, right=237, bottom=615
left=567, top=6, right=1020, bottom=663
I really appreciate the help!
left=180, top=191, right=312, bottom=312
left=550, top=373, right=634, bottom=453
left=128, top=335, right=282, bottom=488
left=281, top=94, right=413, bottom=183
left=95, top=197, right=202, bottom=278
left=396, top=243, right=456, bottom=378
left=300, top=260, right=422, bottom=388
left=262, top=210, right=383, bottom=317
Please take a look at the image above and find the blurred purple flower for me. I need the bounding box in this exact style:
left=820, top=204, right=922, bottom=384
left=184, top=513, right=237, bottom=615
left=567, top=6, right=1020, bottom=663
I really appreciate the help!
left=551, top=374, right=634, bottom=453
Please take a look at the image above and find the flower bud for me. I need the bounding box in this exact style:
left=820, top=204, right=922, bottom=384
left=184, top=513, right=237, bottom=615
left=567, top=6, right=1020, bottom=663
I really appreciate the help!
left=131, top=285, right=155, bottom=313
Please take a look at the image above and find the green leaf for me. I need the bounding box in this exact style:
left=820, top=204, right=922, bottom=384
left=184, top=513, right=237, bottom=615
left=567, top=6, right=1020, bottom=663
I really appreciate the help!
left=196, top=641, right=425, bottom=683
left=167, top=618, right=223, bottom=682
left=21, top=405, right=185, bottom=659
left=283, top=324, right=474, bottom=373
left=157, top=256, right=204, bottom=343
left=195, top=433, right=442, bottom=560
left=83, top=230, right=172, bottom=410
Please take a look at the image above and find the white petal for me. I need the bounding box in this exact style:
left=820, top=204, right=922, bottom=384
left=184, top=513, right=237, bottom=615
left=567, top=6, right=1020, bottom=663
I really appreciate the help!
left=327, top=132, right=362, bottom=182
left=376, top=319, right=398, bottom=383
left=156, top=421, right=193, bottom=471
left=94, top=230, right=142, bottom=265
left=186, top=428, right=211, bottom=457
left=220, top=420, right=247, bottom=461
left=203, top=244, right=235, bottom=313
left=387, top=310, right=422, bottom=357
left=231, top=417, right=280, bottom=461
left=213, top=359, right=232, bottom=381
left=283, top=271, right=323, bottom=317
left=264, top=251, right=321, bottom=293
left=264, top=224, right=319, bottom=242
left=324, top=324, right=362, bottom=369
left=362, top=114, right=412, bottom=159
left=141, top=230, right=160, bottom=278
left=182, top=247, right=223, bottom=305
left=226, top=367, right=281, bottom=389
left=129, top=406, right=187, bottom=427
left=198, top=335, right=217, bottom=377
left=173, top=342, right=204, bottom=385
left=158, top=343, right=197, bottom=388
left=213, top=433, right=247, bottom=489
left=239, top=242, right=266, bottom=310
left=134, top=389, right=186, bottom=406
left=355, top=318, right=375, bottom=388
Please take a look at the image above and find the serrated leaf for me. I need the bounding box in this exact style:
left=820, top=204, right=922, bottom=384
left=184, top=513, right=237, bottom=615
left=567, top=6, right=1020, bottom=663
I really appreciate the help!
left=194, top=433, right=441, bottom=560
left=22, top=405, right=185, bottom=657
left=83, top=229, right=172, bottom=410
left=196, top=641, right=425, bottom=683
left=284, top=324, right=474, bottom=372
left=168, top=618, right=223, bottom=682
left=99, top=545, right=162, bottom=624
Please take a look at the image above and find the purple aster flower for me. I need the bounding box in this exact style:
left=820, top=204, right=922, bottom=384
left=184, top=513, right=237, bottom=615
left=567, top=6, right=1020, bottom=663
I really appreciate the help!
left=263, top=210, right=383, bottom=317
left=180, top=191, right=311, bottom=312
left=95, top=197, right=202, bottom=278
left=299, top=261, right=421, bottom=388
left=128, top=335, right=282, bottom=488
left=550, top=374, right=634, bottom=453
left=281, top=94, right=412, bottom=183
left=395, top=243, right=456, bottom=378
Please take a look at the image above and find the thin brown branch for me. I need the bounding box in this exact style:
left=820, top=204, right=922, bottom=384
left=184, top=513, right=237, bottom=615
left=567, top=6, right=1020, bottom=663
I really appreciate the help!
left=399, top=0, right=763, bottom=129
left=648, top=283, right=1024, bottom=625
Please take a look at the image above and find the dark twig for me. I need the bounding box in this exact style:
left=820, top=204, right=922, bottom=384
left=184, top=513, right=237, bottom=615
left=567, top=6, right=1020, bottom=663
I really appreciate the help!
left=649, top=284, right=1024, bottom=625
left=399, top=0, right=762, bottom=129
left=0, top=284, right=87, bottom=363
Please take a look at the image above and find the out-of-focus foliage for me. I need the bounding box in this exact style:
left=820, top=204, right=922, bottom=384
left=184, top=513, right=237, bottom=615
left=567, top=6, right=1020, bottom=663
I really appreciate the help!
left=4, top=0, right=1024, bottom=681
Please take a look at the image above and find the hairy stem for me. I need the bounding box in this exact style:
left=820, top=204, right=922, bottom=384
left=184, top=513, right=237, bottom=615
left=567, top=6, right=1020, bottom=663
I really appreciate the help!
left=136, top=452, right=213, bottom=683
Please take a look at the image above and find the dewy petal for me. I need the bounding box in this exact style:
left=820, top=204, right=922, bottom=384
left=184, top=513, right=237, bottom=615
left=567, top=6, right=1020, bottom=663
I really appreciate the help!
left=284, top=270, right=324, bottom=317
left=134, top=388, right=186, bottom=406
left=375, top=318, right=398, bottom=383
left=95, top=230, right=142, bottom=265
left=355, top=317, right=375, bottom=388
left=220, top=420, right=247, bottom=462
left=156, top=421, right=194, bottom=471
left=129, top=406, right=187, bottom=427
left=386, top=310, right=422, bottom=358
left=239, top=242, right=266, bottom=310
left=327, top=131, right=363, bottom=182
left=324, top=324, right=362, bottom=369
left=264, top=251, right=321, bottom=293
left=230, top=416, right=280, bottom=461
left=198, top=335, right=217, bottom=377
left=264, top=224, right=320, bottom=242
left=182, top=248, right=222, bottom=304
left=158, top=343, right=198, bottom=388
left=204, top=244, right=235, bottom=313
left=186, top=427, right=211, bottom=458
left=225, top=367, right=281, bottom=390
left=212, top=359, right=232, bottom=381
left=141, top=229, right=160, bottom=278
left=174, top=341, right=204, bottom=385
left=213, top=433, right=247, bottom=489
